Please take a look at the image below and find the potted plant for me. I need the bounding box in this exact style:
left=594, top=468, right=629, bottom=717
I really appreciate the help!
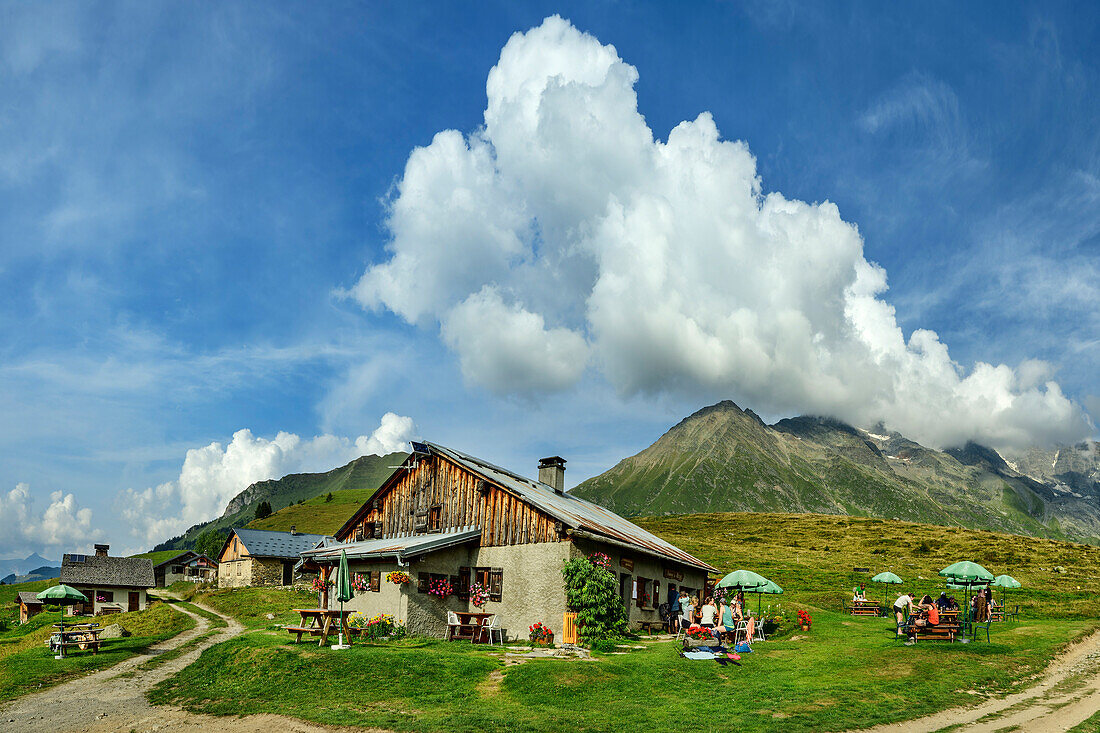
left=798, top=609, right=812, bottom=631
left=529, top=621, right=554, bottom=647
left=352, top=574, right=370, bottom=593
left=386, top=571, right=410, bottom=585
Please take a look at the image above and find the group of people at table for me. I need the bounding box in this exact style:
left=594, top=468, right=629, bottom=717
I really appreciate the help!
left=850, top=583, right=998, bottom=644
left=667, top=589, right=756, bottom=643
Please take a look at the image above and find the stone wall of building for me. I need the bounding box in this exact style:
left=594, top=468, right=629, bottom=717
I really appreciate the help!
left=251, top=557, right=287, bottom=586
left=571, top=537, right=709, bottom=629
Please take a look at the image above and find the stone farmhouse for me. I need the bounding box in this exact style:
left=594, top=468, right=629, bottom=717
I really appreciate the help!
left=217, top=527, right=329, bottom=588
left=300, top=442, right=717, bottom=641
left=60, top=544, right=155, bottom=615
left=151, top=551, right=218, bottom=587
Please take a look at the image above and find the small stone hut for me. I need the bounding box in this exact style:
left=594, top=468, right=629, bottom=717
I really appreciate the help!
left=300, top=442, right=716, bottom=641
left=60, top=544, right=154, bottom=615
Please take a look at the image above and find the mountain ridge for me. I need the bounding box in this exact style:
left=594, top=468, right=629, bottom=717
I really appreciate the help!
left=572, top=400, right=1100, bottom=544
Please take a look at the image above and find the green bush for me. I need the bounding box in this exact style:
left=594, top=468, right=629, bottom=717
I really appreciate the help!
left=561, top=556, right=629, bottom=646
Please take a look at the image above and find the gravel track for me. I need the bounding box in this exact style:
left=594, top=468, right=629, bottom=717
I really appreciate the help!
left=855, top=627, right=1100, bottom=732
left=0, top=599, right=347, bottom=733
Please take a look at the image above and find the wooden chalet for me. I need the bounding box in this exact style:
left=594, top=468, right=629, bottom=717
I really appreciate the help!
left=151, top=551, right=218, bottom=587
left=301, top=441, right=717, bottom=641
left=14, top=591, right=45, bottom=624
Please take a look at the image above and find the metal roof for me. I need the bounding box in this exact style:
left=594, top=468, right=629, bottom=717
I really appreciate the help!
left=231, top=528, right=332, bottom=559
left=16, top=591, right=44, bottom=606
left=61, top=554, right=155, bottom=588
left=301, top=527, right=481, bottom=563
left=425, top=442, right=717, bottom=573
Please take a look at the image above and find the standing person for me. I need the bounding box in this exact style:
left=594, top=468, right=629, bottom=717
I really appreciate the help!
left=691, top=595, right=702, bottom=626
left=893, top=591, right=914, bottom=635
left=678, top=591, right=691, bottom=631
left=667, top=589, right=681, bottom=633
left=973, top=589, right=990, bottom=623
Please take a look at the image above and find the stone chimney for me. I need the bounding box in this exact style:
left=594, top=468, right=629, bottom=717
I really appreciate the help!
left=538, top=457, right=567, bottom=493
left=94, top=543, right=109, bottom=557
left=289, top=525, right=298, bottom=536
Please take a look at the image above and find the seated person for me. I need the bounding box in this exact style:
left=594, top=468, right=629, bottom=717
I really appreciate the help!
left=905, top=602, right=940, bottom=644
left=935, top=592, right=950, bottom=610
left=946, top=595, right=959, bottom=611
left=852, top=584, right=867, bottom=602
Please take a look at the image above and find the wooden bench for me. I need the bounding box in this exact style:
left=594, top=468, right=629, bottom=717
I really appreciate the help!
left=849, top=604, right=881, bottom=617
left=636, top=620, right=664, bottom=635
left=286, top=626, right=324, bottom=643
left=911, top=623, right=959, bottom=642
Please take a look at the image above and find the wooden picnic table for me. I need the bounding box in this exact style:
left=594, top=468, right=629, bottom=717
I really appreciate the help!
left=849, top=599, right=881, bottom=616
left=49, top=624, right=104, bottom=654
left=287, top=608, right=353, bottom=646
left=449, top=612, right=494, bottom=643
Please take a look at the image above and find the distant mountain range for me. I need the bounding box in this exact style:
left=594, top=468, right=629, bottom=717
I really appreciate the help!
left=151, top=452, right=405, bottom=552
left=1, top=564, right=60, bottom=585
left=572, top=400, right=1100, bottom=544
left=0, top=553, right=56, bottom=580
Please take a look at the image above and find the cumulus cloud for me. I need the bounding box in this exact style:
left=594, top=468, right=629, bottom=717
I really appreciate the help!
left=0, top=483, right=97, bottom=557
left=349, top=15, right=1090, bottom=451
left=117, top=413, right=418, bottom=547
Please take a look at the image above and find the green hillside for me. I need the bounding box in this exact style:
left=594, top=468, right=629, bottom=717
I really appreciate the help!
left=247, top=487, right=374, bottom=535
left=573, top=401, right=1100, bottom=543
left=130, top=550, right=186, bottom=565
left=634, top=511, right=1100, bottom=617
left=151, top=452, right=405, bottom=552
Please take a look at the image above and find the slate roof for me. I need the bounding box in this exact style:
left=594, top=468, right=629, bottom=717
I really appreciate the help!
left=16, top=591, right=43, bottom=606
left=61, top=554, right=155, bottom=588
left=230, top=528, right=331, bottom=560
left=302, top=527, right=482, bottom=563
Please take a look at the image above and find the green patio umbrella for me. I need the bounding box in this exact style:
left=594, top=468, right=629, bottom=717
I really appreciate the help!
left=716, top=569, right=770, bottom=590
left=992, top=574, right=1021, bottom=609
left=940, top=561, right=995, bottom=628
left=870, top=571, right=903, bottom=611
left=36, top=584, right=88, bottom=658
left=748, top=578, right=783, bottom=615
left=334, top=549, right=353, bottom=648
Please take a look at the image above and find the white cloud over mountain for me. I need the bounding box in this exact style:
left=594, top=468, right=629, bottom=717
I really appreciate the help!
left=0, top=483, right=97, bottom=557
left=351, top=15, right=1091, bottom=452
left=117, top=413, right=417, bottom=547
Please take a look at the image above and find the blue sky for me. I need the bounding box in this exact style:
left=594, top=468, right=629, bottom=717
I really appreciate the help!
left=1, top=1, right=1097, bottom=559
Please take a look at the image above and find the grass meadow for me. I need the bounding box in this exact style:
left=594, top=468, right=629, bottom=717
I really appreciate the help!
left=0, top=598, right=193, bottom=702
left=148, top=511, right=1100, bottom=731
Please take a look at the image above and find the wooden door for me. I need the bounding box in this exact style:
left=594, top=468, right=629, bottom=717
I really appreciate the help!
left=128, top=592, right=139, bottom=612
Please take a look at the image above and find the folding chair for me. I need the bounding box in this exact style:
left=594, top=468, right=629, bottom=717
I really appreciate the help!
left=446, top=611, right=461, bottom=641
left=674, top=620, right=687, bottom=641
left=480, top=614, right=503, bottom=645
left=734, top=620, right=749, bottom=645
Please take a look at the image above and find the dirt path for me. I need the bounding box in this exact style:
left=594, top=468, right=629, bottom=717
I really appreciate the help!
left=856, top=627, right=1100, bottom=732
left=0, top=599, right=349, bottom=733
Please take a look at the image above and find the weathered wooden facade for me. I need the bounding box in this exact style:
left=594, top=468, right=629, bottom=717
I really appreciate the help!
left=303, top=442, right=717, bottom=641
